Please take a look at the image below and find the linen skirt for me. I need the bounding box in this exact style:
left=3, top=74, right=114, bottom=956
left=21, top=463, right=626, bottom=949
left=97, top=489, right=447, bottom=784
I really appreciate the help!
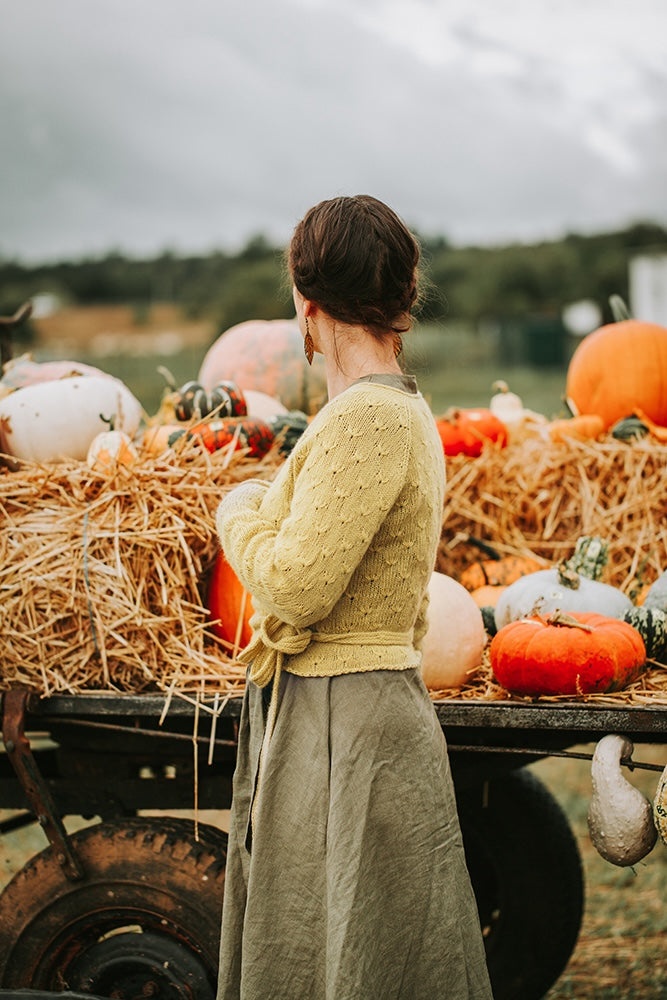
left=216, top=667, right=492, bottom=1000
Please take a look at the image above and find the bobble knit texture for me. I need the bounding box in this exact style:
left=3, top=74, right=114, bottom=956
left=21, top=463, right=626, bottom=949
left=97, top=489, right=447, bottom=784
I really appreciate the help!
left=215, top=380, right=445, bottom=685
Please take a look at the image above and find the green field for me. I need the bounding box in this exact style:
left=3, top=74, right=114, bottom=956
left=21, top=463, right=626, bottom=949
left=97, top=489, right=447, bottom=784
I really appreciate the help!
left=34, top=318, right=575, bottom=420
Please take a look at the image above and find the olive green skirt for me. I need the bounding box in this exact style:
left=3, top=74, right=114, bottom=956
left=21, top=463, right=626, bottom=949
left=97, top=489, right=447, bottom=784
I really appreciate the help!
left=216, top=668, right=492, bottom=1000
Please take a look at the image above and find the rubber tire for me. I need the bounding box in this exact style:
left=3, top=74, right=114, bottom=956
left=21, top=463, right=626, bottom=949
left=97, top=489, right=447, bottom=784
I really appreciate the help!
left=0, top=816, right=227, bottom=996
left=457, top=767, right=584, bottom=1000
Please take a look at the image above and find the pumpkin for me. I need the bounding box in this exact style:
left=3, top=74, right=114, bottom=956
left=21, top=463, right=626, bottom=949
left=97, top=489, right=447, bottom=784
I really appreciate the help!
left=243, top=388, right=288, bottom=420
left=420, top=572, right=486, bottom=690
left=546, top=414, right=605, bottom=443
left=0, top=375, right=142, bottom=463
left=142, top=422, right=184, bottom=456
left=470, top=585, right=507, bottom=608
left=186, top=416, right=275, bottom=458
left=435, top=408, right=508, bottom=458
left=207, top=551, right=254, bottom=649
left=623, top=607, right=667, bottom=661
left=459, top=553, right=543, bottom=592
left=611, top=415, right=650, bottom=442
left=642, top=569, right=667, bottom=612
left=490, top=611, right=646, bottom=696
left=268, top=411, right=309, bottom=455
left=479, top=605, right=498, bottom=636
left=494, top=564, right=633, bottom=629
left=489, top=380, right=547, bottom=434
left=1, top=354, right=110, bottom=389
left=565, top=319, right=667, bottom=430
left=87, top=424, right=138, bottom=473
left=173, top=380, right=247, bottom=421
left=198, top=319, right=328, bottom=415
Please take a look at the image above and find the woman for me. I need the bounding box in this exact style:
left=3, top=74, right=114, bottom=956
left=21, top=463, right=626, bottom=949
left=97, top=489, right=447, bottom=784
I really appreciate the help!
left=215, top=195, right=492, bottom=1000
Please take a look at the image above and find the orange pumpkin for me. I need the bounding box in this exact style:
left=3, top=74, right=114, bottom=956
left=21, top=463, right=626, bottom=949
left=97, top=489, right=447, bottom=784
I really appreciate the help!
left=490, top=611, right=646, bottom=696
left=470, top=584, right=508, bottom=608
left=566, top=319, right=667, bottom=430
left=198, top=319, right=328, bottom=415
left=459, top=554, right=543, bottom=592
left=435, top=408, right=508, bottom=458
left=142, top=423, right=184, bottom=456
left=546, top=414, right=605, bottom=443
left=207, top=552, right=254, bottom=649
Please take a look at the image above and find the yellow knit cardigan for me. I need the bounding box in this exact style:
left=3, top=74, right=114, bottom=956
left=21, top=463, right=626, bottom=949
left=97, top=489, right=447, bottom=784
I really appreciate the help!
left=215, top=377, right=445, bottom=689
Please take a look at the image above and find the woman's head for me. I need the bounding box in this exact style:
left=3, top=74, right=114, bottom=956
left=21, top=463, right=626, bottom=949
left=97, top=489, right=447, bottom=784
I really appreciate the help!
left=288, top=195, right=420, bottom=338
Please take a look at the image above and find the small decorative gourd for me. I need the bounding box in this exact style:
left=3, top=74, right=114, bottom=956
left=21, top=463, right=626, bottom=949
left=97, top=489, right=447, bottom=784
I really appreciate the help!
left=174, top=380, right=247, bottom=421
left=623, top=606, right=667, bottom=661
left=87, top=416, right=138, bottom=473
left=546, top=413, right=605, bottom=443
left=490, top=611, right=646, bottom=696
left=653, top=762, right=667, bottom=847
left=587, top=734, right=658, bottom=866
left=185, top=416, right=275, bottom=458
left=489, top=380, right=546, bottom=434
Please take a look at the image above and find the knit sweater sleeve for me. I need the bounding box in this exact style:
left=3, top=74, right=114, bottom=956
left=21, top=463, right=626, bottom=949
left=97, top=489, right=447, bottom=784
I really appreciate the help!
left=216, top=392, right=411, bottom=627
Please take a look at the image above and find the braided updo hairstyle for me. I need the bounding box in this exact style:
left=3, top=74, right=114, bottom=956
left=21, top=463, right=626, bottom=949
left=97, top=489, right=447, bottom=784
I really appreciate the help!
left=288, top=195, right=421, bottom=340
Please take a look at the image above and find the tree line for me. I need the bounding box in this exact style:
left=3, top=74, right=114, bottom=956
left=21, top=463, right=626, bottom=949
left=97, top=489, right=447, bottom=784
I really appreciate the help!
left=1, top=222, right=666, bottom=348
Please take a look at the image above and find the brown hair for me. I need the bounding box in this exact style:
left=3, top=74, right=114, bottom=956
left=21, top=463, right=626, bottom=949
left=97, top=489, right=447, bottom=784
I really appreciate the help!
left=288, top=195, right=420, bottom=338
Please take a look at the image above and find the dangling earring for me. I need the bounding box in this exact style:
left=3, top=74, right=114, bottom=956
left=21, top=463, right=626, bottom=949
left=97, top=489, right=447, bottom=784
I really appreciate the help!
left=304, top=316, right=314, bottom=366
left=392, top=333, right=403, bottom=358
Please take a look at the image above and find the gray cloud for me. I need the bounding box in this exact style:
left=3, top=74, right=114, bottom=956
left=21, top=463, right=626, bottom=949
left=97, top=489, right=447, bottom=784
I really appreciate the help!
left=1, top=0, right=666, bottom=262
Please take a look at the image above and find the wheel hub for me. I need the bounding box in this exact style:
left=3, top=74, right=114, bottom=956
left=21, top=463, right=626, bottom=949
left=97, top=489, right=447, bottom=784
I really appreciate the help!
left=63, top=928, right=215, bottom=1000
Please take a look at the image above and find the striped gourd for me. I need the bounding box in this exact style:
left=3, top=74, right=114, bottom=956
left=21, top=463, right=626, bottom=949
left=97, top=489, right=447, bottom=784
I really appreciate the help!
left=623, top=606, right=667, bottom=661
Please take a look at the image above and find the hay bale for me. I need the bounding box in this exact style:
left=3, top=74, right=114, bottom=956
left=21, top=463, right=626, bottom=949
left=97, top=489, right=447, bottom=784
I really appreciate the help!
left=437, top=435, right=667, bottom=596
left=0, top=440, right=279, bottom=695
left=2, top=429, right=667, bottom=705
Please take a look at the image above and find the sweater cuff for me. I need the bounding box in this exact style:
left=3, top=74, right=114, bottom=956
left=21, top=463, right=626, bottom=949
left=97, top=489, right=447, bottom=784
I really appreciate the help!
left=215, top=480, right=268, bottom=540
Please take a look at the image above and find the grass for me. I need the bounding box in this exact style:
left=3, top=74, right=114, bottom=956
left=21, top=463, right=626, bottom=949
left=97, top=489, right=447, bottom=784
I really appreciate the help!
left=533, top=746, right=667, bottom=999
left=2, top=749, right=666, bottom=997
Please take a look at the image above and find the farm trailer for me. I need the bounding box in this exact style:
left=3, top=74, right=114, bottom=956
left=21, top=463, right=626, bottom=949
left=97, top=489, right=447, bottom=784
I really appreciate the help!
left=0, top=687, right=665, bottom=1000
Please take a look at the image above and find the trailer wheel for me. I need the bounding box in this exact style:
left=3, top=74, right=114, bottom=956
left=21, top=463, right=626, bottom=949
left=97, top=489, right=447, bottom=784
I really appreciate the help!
left=0, top=816, right=227, bottom=997
left=456, top=767, right=584, bottom=1000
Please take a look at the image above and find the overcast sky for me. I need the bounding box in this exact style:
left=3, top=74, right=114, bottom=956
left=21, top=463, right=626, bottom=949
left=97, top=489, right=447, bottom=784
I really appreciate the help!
left=2, top=0, right=666, bottom=263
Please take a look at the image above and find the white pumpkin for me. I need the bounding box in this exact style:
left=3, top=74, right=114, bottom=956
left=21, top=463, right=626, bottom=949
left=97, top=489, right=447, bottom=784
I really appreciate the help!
left=420, top=572, right=486, bottom=690
left=494, top=568, right=633, bottom=629
left=0, top=375, right=143, bottom=463
left=243, top=388, right=289, bottom=420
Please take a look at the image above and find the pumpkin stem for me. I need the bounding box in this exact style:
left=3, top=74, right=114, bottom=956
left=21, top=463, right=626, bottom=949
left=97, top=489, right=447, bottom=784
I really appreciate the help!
left=491, top=379, right=510, bottom=393
left=556, top=562, right=581, bottom=589
left=544, top=610, right=595, bottom=632
left=157, top=365, right=178, bottom=390
left=609, top=294, right=632, bottom=323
